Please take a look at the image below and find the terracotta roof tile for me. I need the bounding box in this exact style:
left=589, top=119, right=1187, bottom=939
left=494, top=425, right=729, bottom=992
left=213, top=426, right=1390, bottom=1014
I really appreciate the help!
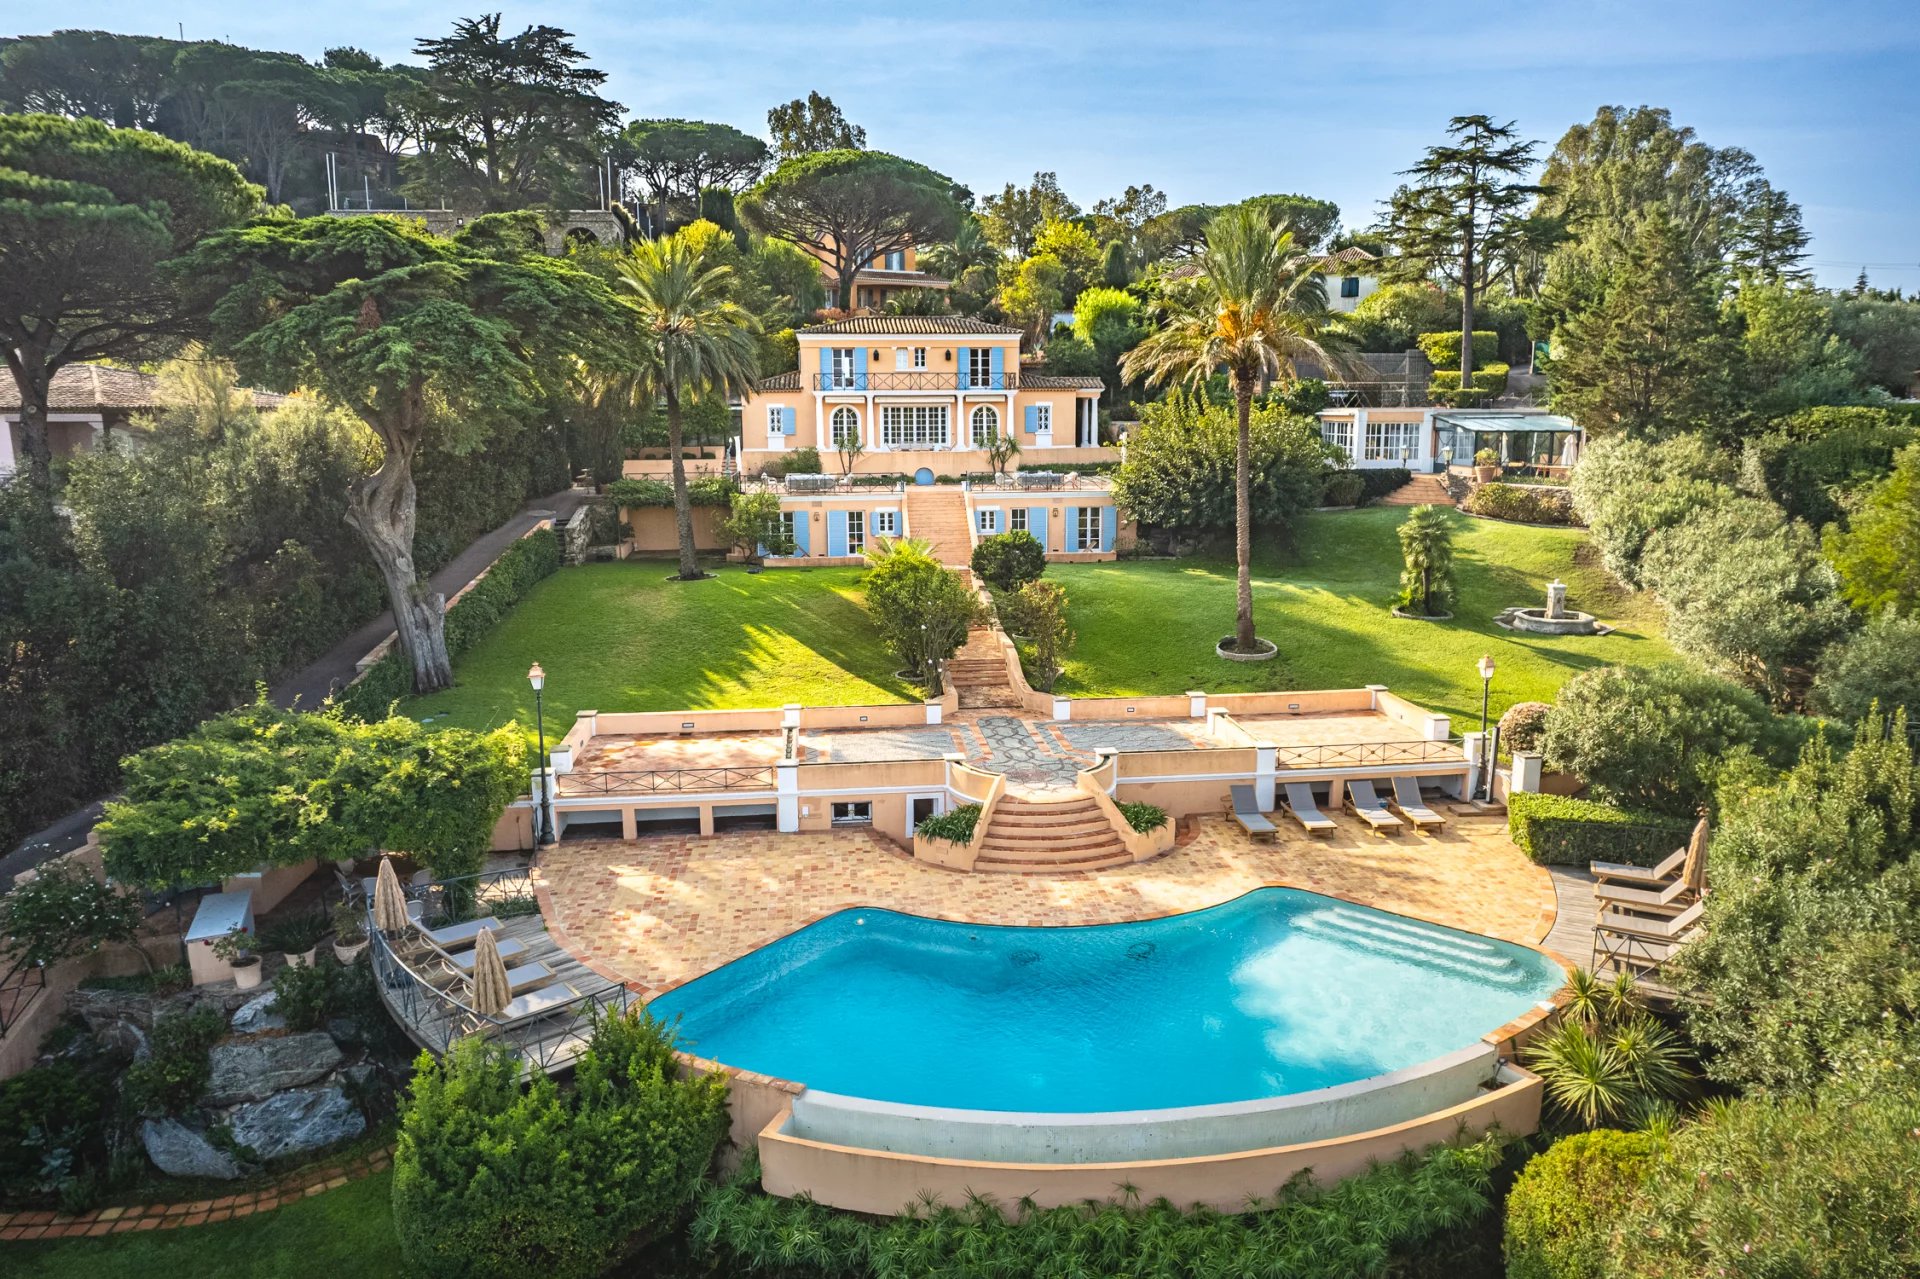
left=797, top=316, right=1025, bottom=336
left=0, top=364, right=288, bottom=414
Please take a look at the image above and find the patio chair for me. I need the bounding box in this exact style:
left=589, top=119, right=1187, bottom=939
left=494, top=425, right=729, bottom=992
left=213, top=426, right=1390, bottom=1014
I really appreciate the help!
left=1590, top=846, right=1687, bottom=888
left=1595, top=898, right=1705, bottom=941
left=480, top=981, right=581, bottom=1033
left=1230, top=785, right=1277, bottom=839
left=1389, top=776, right=1447, bottom=832
left=1594, top=874, right=1698, bottom=915
left=1281, top=783, right=1336, bottom=835
left=1343, top=779, right=1404, bottom=836
left=454, top=959, right=554, bottom=999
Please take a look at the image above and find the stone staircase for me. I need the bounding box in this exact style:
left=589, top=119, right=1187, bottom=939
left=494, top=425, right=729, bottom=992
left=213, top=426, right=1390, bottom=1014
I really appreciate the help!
left=904, top=486, right=974, bottom=567
left=947, top=630, right=1021, bottom=710
left=1379, top=473, right=1455, bottom=507
left=974, top=793, right=1133, bottom=873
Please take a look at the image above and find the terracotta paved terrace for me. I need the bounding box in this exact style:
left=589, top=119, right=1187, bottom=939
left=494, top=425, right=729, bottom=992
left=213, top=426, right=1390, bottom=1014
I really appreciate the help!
left=535, top=813, right=1558, bottom=996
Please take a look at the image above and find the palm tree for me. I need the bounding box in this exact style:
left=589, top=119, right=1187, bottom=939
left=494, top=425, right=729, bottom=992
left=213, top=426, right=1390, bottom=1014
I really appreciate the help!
left=616, top=234, right=764, bottom=580
left=1122, top=205, right=1343, bottom=654
left=918, top=215, right=999, bottom=282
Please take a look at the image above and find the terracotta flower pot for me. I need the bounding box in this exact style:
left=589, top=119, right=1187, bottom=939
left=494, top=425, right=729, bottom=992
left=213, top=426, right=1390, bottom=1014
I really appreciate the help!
left=232, top=958, right=263, bottom=990
left=1476, top=465, right=1501, bottom=483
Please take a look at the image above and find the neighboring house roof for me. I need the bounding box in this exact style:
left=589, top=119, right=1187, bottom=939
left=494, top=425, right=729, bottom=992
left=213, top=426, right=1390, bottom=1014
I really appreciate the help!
left=798, top=316, right=1026, bottom=336
left=0, top=364, right=288, bottom=415
left=756, top=371, right=801, bottom=391
left=1021, top=374, right=1107, bottom=390
left=851, top=269, right=952, bottom=289
left=1318, top=246, right=1380, bottom=269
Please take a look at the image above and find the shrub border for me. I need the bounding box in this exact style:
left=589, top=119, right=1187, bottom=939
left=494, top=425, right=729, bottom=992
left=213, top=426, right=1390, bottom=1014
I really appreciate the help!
left=1508, top=792, right=1692, bottom=867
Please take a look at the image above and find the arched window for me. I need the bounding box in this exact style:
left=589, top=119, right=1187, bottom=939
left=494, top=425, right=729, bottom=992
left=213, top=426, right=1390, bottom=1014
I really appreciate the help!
left=830, top=406, right=860, bottom=448
left=970, top=405, right=1000, bottom=448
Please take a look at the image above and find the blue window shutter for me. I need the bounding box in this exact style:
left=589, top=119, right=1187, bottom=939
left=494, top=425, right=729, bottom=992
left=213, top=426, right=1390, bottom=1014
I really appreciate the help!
left=990, top=346, right=1004, bottom=388
left=1024, top=405, right=1039, bottom=435
left=854, top=346, right=868, bottom=389
left=827, top=510, right=848, bottom=557
left=793, top=511, right=810, bottom=555
left=1028, top=506, right=1048, bottom=549
left=1100, top=506, right=1117, bottom=551
left=788, top=407, right=798, bottom=435
left=1064, top=507, right=1080, bottom=552
left=818, top=348, right=832, bottom=387
left=957, top=346, right=971, bottom=389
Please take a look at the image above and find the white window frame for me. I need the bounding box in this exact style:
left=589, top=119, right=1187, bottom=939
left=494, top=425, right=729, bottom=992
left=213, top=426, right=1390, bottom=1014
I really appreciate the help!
left=830, top=405, right=861, bottom=448
left=1034, top=403, right=1052, bottom=436
left=845, top=510, right=865, bottom=555
left=874, top=509, right=898, bottom=536
left=970, top=404, right=999, bottom=447
left=1321, top=419, right=1356, bottom=462
left=1009, top=508, right=1028, bottom=533
left=893, top=347, right=909, bottom=371
left=1077, top=506, right=1101, bottom=549
left=1364, top=420, right=1420, bottom=462
left=968, top=348, right=993, bottom=387
left=977, top=507, right=999, bottom=535
left=767, top=405, right=785, bottom=438
left=831, top=347, right=858, bottom=389
left=912, top=347, right=928, bottom=369
left=880, top=404, right=949, bottom=448
left=777, top=511, right=798, bottom=550
left=831, top=800, right=873, bottom=826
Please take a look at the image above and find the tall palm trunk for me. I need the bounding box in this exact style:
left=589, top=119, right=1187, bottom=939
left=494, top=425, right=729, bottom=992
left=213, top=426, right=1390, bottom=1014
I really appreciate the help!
left=1231, top=374, right=1257, bottom=653
left=664, top=386, right=701, bottom=580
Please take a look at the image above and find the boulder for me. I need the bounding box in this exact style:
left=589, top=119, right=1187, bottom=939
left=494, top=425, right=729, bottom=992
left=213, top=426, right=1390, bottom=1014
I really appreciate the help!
left=94, top=1018, right=151, bottom=1061
left=225, top=1087, right=365, bottom=1162
left=204, top=1032, right=343, bottom=1105
left=140, top=1117, right=241, bottom=1181
left=67, top=987, right=159, bottom=1033
left=230, top=990, right=285, bottom=1035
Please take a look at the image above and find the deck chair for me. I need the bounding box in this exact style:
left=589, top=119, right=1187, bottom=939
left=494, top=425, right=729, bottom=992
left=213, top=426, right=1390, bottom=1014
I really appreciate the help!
left=1596, top=899, right=1705, bottom=941
left=1343, top=779, right=1404, bottom=835
left=454, top=959, right=554, bottom=999
left=1389, top=776, right=1446, bottom=832
left=1281, top=783, right=1336, bottom=835
left=1594, top=874, right=1697, bottom=915
left=1590, top=846, right=1686, bottom=887
left=1230, top=785, right=1277, bottom=839
left=1593, top=900, right=1705, bottom=978
left=482, top=982, right=580, bottom=1032
left=428, top=932, right=530, bottom=977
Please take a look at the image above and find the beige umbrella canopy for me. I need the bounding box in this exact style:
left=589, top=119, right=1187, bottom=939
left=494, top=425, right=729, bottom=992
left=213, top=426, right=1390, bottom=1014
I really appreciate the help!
left=468, top=926, right=511, bottom=1018
left=1681, top=816, right=1711, bottom=895
left=372, top=858, right=410, bottom=935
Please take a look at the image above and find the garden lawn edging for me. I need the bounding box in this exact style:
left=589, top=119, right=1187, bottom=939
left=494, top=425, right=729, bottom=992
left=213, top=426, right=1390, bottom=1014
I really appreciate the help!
left=1507, top=793, right=1693, bottom=866
left=0, top=1146, right=392, bottom=1241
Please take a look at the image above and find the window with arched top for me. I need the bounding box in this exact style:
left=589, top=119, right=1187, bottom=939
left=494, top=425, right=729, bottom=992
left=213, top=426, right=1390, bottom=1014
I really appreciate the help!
left=970, top=405, right=1000, bottom=448
left=830, top=406, right=860, bottom=448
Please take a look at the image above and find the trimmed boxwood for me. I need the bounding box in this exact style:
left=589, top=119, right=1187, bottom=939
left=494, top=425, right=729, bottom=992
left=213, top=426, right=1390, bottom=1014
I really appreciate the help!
left=1507, top=792, right=1692, bottom=867
left=341, top=527, right=561, bottom=718
left=1504, top=1129, right=1656, bottom=1279
left=1465, top=482, right=1577, bottom=526
left=605, top=475, right=737, bottom=508
left=916, top=803, right=980, bottom=843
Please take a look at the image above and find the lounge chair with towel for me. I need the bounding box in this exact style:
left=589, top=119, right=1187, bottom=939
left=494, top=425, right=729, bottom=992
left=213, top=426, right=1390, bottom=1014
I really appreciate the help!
left=1282, top=783, right=1336, bottom=835
left=1230, top=785, right=1277, bottom=839
left=481, top=982, right=581, bottom=1033
left=1343, top=779, right=1404, bottom=835
left=1389, top=776, right=1446, bottom=832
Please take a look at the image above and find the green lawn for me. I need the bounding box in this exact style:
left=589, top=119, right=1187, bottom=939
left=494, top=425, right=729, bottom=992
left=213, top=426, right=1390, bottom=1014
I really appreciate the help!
left=11, top=1172, right=402, bottom=1279
left=1049, top=507, right=1675, bottom=727
left=404, top=563, right=916, bottom=738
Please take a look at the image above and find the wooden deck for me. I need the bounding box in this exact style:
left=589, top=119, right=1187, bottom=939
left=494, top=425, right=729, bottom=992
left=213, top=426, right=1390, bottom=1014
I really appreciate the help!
left=1546, top=864, right=1682, bottom=1001
left=372, top=904, right=632, bottom=1077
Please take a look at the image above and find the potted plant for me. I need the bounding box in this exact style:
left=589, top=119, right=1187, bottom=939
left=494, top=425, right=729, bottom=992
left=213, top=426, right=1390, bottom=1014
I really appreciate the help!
left=212, top=929, right=263, bottom=989
left=258, top=909, right=330, bottom=969
left=331, top=900, right=369, bottom=963
left=1474, top=447, right=1502, bottom=483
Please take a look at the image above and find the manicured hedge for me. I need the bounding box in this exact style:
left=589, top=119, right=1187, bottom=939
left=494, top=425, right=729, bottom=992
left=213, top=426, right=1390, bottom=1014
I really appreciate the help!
left=605, top=475, right=738, bottom=508
left=1429, top=362, right=1510, bottom=406
left=1464, top=482, right=1577, bottom=525
left=341, top=528, right=561, bottom=718
left=1324, top=467, right=1413, bottom=506
left=1507, top=792, right=1692, bottom=867
left=1417, top=330, right=1500, bottom=368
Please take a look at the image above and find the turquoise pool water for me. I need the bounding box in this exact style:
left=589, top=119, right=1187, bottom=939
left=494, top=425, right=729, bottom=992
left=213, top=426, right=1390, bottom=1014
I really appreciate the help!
left=649, top=888, right=1564, bottom=1113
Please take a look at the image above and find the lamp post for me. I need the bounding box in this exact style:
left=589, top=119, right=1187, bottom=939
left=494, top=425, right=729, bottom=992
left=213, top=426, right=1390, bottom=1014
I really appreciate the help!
left=528, top=662, right=555, bottom=846
left=1476, top=654, right=1496, bottom=801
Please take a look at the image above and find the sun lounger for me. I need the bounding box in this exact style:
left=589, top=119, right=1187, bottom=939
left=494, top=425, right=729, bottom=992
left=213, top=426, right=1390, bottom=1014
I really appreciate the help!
left=1230, top=785, right=1277, bottom=839
left=1389, top=776, right=1446, bottom=832
left=421, top=916, right=504, bottom=951
left=434, top=935, right=530, bottom=974
left=1594, top=875, right=1697, bottom=915
left=1590, top=847, right=1686, bottom=887
left=483, top=982, right=580, bottom=1031
left=1343, top=779, right=1404, bottom=835
left=472, top=960, right=555, bottom=998
left=1281, top=783, right=1337, bottom=835
left=1595, top=899, right=1705, bottom=941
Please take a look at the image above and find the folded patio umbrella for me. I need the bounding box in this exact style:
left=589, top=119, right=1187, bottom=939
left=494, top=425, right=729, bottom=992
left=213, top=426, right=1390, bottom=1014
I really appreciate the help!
left=372, top=857, right=410, bottom=935
left=468, top=926, right=511, bottom=1017
left=1680, top=816, right=1710, bottom=896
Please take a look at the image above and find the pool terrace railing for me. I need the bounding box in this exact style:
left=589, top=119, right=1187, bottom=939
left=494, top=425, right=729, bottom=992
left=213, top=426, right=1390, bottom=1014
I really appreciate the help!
left=558, top=765, right=778, bottom=797
left=1271, top=738, right=1467, bottom=770
left=368, top=866, right=634, bottom=1074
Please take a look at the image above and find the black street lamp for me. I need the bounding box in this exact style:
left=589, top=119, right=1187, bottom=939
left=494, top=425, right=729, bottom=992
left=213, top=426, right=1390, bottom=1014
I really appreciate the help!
left=528, top=662, right=555, bottom=846
left=1477, top=654, right=1496, bottom=801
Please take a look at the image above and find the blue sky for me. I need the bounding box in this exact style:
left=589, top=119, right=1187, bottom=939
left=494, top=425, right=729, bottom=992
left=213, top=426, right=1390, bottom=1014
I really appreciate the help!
left=17, top=0, right=1920, bottom=292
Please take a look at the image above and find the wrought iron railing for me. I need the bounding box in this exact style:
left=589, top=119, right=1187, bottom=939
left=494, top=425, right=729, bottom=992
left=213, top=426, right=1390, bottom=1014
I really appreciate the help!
left=1271, top=738, right=1467, bottom=770
left=558, top=766, right=777, bottom=797
left=0, top=959, right=47, bottom=1039
left=813, top=371, right=1017, bottom=391
left=369, top=866, right=635, bottom=1073
left=964, top=470, right=1113, bottom=492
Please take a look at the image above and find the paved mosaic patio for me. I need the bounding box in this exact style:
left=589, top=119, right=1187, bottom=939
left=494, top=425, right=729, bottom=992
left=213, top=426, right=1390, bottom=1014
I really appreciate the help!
left=534, top=814, right=1560, bottom=996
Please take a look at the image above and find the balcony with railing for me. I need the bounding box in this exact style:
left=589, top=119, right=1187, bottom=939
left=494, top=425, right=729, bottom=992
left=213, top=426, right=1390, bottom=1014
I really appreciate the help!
left=813, top=371, right=1017, bottom=392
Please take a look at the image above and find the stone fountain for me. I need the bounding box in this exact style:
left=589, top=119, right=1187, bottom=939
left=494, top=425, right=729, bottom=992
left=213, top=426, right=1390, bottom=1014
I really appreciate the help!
left=1502, top=580, right=1605, bottom=635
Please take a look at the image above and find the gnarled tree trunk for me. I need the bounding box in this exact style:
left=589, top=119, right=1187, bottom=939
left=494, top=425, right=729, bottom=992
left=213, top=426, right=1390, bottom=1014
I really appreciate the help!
left=665, top=388, right=703, bottom=580
left=344, top=388, right=453, bottom=694
left=3, top=342, right=56, bottom=491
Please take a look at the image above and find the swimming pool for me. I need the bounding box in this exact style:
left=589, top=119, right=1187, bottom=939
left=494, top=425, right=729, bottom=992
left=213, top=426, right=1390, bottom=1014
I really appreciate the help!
left=649, top=888, right=1564, bottom=1114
